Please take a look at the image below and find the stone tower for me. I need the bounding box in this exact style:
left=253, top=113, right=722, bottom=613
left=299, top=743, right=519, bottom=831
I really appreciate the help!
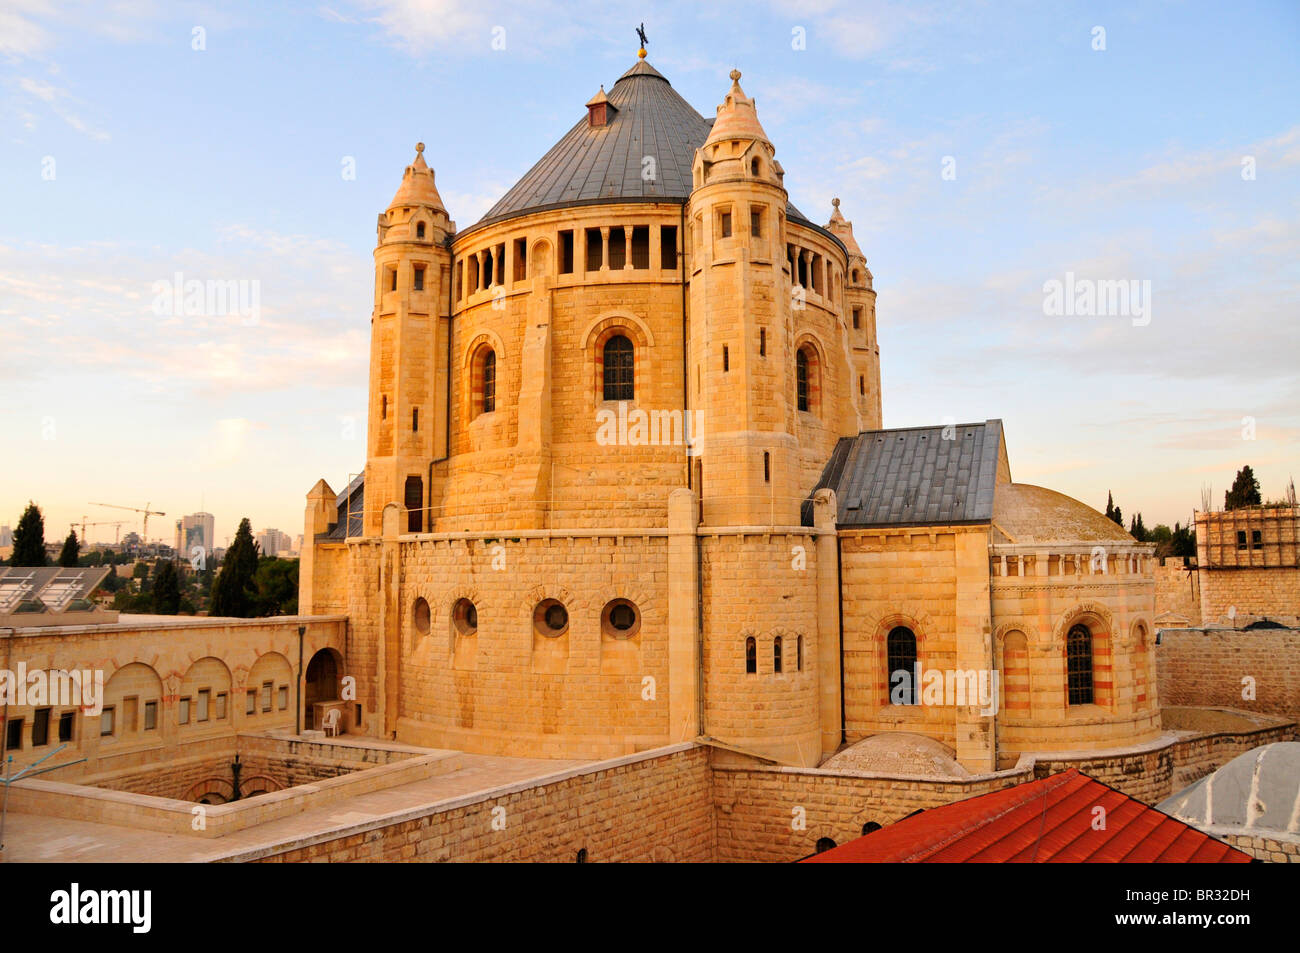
left=687, top=70, right=800, bottom=526
left=826, top=198, right=881, bottom=429
left=365, top=143, right=455, bottom=537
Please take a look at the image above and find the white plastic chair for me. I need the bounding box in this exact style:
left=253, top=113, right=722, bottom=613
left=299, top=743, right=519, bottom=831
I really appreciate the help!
left=321, top=707, right=341, bottom=737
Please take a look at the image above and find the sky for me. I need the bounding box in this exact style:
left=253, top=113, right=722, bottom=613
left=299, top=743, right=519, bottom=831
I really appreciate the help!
left=1, top=0, right=1297, bottom=548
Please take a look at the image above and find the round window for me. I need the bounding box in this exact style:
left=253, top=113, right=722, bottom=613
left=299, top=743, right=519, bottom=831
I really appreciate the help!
left=601, top=599, right=641, bottom=639
left=534, top=599, right=569, bottom=637
left=452, top=598, right=477, bottom=636
left=413, top=597, right=431, bottom=634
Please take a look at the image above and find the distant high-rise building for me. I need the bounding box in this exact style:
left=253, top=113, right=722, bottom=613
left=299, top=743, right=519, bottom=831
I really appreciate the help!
left=258, top=528, right=291, bottom=556
left=0, top=525, right=12, bottom=547
left=181, top=513, right=215, bottom=561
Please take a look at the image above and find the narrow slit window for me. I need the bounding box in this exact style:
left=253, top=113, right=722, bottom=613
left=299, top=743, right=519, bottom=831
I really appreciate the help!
left=759, top=327, right=766, bottom=356
left=763, top=452, right=770, bottom=483
left=723, top=345, right=729, bottom=372
left=559, top=230, right=575, bottom=274
left=660, top=225, right=678, bottom=269
left=631, top=225, right=650, bottom=268
left=514, top=237, right=527, bottom=281
left=745, top=636, right=757, bottom=674
left=412, top=407, right=419, bottom=432
left=774, top=636, right=783, bottom=673
left=413, top=265, right=425, bottom=291
left=750, top=207, right=763, bottom=238
left=608, top=226, right=626, bottom=269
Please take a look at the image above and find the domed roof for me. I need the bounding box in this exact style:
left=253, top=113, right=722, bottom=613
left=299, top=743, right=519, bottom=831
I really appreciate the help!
left=1158, top=742, right=1300, bottom=835
left=470, top=59, right=815, bottom=234
left=992, top=483, right=1135, bottom=544
left=821, top=733, right=971, bottom=778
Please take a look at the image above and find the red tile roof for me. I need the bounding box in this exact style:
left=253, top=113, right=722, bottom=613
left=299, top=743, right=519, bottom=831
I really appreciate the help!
left=801, top=769, right=1252, bottom=863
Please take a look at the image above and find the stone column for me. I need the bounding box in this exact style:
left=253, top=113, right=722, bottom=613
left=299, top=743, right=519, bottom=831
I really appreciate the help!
left=624, top=228, right=633, bottom=269
left=953, top=528, right=996, bottom=773
left=378, top=502, right=402, bottom=738
left=600, top=226, right=610, bottom=272
left=667, top=488, right=700, bottom=743
left=814, top=488, right=842, bottom=760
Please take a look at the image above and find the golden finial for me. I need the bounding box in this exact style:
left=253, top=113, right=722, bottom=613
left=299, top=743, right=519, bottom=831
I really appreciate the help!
left=730, top=68, right=742, bottom=83
left=416, top=142, right=425, bottom=154
left=832, top=197, right=840, bottom=208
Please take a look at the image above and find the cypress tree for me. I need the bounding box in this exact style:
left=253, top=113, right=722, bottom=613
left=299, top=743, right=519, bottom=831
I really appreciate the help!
left=153, top=560, right=181, bottom=614
left=210, top=518, right=259, bottom=617
left=57, top=530, right=80, bottom=567
left=11, top=502, right=47, bottom=567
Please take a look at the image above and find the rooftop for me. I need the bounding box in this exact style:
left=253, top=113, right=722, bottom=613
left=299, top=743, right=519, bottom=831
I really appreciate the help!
left=467, top=57, right=820, bottom=237
left=802, top=768, right=1252, bottom=863
left=806, top=420, right=1004, bottom=528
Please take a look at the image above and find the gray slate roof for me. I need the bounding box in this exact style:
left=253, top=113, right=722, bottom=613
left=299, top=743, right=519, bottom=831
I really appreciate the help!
left=470, top=58, right=816, bottom=233
left=806, top=420, right=1003, bottom=527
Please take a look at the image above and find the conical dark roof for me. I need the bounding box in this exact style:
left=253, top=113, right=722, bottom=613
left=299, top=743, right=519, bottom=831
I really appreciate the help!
left=469, top=58, right=814, bottom=233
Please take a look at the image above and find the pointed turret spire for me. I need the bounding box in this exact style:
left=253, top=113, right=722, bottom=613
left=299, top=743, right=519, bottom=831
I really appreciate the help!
left=825, top=196, right=866, bottom=261
left=703, top=68, right=770, bottom=148
left=388, top=142, right=445, bottom=212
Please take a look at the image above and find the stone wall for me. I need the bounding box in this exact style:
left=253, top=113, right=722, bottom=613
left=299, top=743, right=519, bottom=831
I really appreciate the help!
left=1157, top=627, right=1300, bottom=725
left=1154, top=557, right=1200, bottom=624
left=712, top=762, right=1029, bottom=862
left=241, top=744, right=713, bottom=863
left=379, top=532, right=673, bottom=759
left=0, top=615, right=347, bottom=780
left=1198, top=567, right=1300, bottom=627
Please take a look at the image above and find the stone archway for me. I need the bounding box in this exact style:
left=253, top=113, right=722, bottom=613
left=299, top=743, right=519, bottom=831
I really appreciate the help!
left=304, top=648, right=342, bottom=730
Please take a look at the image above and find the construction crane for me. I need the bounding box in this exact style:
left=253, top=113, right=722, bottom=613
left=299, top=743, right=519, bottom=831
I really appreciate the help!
left=89, top=502, right=166, bottom=542
left=69, top=519, right=130, bottom=545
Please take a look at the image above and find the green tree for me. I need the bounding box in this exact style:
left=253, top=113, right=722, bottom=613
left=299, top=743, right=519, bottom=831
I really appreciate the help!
left=210, top=518, right=259, bottom=617
left=1224, top=465, right=1262, bottom=510
left=252, top=557, right=299, bottom=616
left=153, top=560, right=181, bottom=614
left=1104, top=491, right=1115, bottom=522
left=1171, top=522, right=1197, bottom=559
left=57, top=529, right=80, bottom=567
left=11, top=501, right=47, bottom=567
left=1128, top=512, right=1147, bottom=542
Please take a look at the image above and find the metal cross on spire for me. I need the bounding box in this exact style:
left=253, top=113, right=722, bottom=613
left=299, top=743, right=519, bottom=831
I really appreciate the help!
left=636, top=23, right=648, bottom=50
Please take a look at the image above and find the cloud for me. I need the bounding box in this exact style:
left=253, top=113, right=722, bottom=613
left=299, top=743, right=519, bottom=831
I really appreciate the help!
left=0, top=1, right=53, bottom=59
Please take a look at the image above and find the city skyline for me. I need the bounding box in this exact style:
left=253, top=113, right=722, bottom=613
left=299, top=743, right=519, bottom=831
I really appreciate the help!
left=3, top=1, right=1297, bottom=544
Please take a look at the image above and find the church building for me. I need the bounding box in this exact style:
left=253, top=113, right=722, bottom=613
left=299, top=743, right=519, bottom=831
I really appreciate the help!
left=300, top=48, right=1159, bottom=774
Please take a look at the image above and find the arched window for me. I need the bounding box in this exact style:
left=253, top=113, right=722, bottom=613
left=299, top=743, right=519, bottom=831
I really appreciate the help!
left=773, top=635, right=783, bottom=673
left=815, top=837, right=837, bottom=854
left=1067, top=623, right=1094, bottom=705
left=603, top=334, right=634, bottom=401
left=745, top=636, right=756, bottom=674
left=796, top=349, right=810, bottom=412
left=416, top=221, right=426, bottom=240
left=862, top=821, right=882, bottom=835
left=751, top=157, right=760, bottom=177
left=887, top=626, right=918, bottom=705
left=481, top=349, right=496, bottom=414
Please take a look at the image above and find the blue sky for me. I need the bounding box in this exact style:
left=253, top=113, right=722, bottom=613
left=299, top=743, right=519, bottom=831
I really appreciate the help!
left=2, top=0, right=1297, bottom=547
